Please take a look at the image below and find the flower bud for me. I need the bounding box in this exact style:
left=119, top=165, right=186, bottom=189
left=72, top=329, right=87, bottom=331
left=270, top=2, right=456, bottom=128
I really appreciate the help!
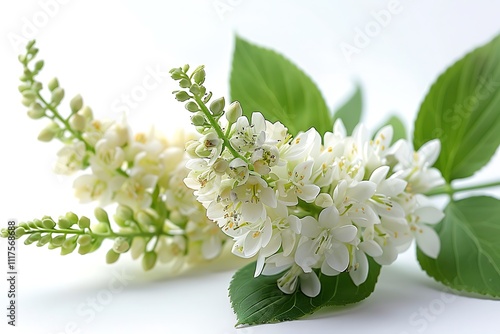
left=113, top=237, right=130, bottom=253
left=65, top=212, right=79, bottom=226
left=93, top=222, right=110, bottom=234
left=32, top=82, right=43, bottom=92
left=179, top=78, right=191, bottom=88
left=191, top=112, right=206, bottom=126
left=142, top=251, right=157, bottom=271
left=48, top=77, right=59, bottom=91
left=195, top=144, right=211, bottom=158
left=22, top=89, right=37, bottom=101
left=70, top=94, right=83, bottom=113
left=77, top=235, right=92, bottom=246
left=27, top=102, right=45, bottom=119
left=226, top=101, right=242, bottom=123
left=37, top=122, right=59, bottom=142
left=34, top=60, right=44, bottom=72
left=174, top=90, right=190, bottom=102
left=26, top=232, right=41, bottom=244
left=51, top=87, right=65, bottom=105
left=69, top=113, right=86, bottom=132
left=42, top=218, right=56, bottom=229
left=130, top=237, right=146, bottom=260
left=94, top=207, right=110, bottom=224
left=212, top=158, right=228, bottom=174
left=315, top=193, right=334, bottom=208
left=15, top=227, right=26, bottom=238
left=189, top=83, right=202, bottom=95
left=185, top=140, right=200, bottom=157
left=37, top=234, right=51, bottom=247
left=169, top=67, right=183, bottom=80
left=50, top=235, right=66, bottom=247
left=185, top=101, right=199, bottom=112
left=78, top=243, right=93, bottom=255
left=136, top=211, right=155, bottom=226
left=61, top=237, right=78, bottom=255
left=193, top=67, right=206, bottom=85
left=106, top=249, right=120, bottom=264
left=115, top=204, right=133, bottom=221
left=210, top=97, right=225, bottom=116
left=78, top=105, right=93, bottom=120
left=78, top=216, right=91, bottom=229
left=168, top=210, right=187, bottom=226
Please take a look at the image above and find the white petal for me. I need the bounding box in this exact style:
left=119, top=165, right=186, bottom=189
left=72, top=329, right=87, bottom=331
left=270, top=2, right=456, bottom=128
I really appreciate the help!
left=318, top=206, right=340, bottom=229
left=333, top=225, right=358, bottom=243
left=348, top=181, right=377, bottom=202
left=287, top=215, right=301, bottom=234
left=298, top=184, right=320, bottom=202
left=333, top=119, right=347, bottom=138
left=254, top=254, right=266, bottom=277
left=295, top=240, right=318, bottom=272
left=374, top=243, right=398, bottom=265
left=243, top=230, right=263, bottom=257
left=326, top=243, right=349, bottom=272
left=415, top=224, right=441, bottom=258
left=419, top=139, right=441, bottom=166
left=242, top=202, right=265, bottom=222
left=281, top=231, right=296, bottom=257
left=350, top=249, right=369, bottom=286
left=299, top=272, right=321, bottom=297
left=369, top=166, right=390, bottom=185
left=321, top=260, right=341, bottom=276
left=262, top=232, right=282, bottom=257
left=359, top=240, right=383, bottom=257
left=300, top=216, right=320, bottom=238
left=201, top=236, right=221, bottom=260
left=414, top=206, right=445, bottom=225
left=261, top=187, right=277, bottom=208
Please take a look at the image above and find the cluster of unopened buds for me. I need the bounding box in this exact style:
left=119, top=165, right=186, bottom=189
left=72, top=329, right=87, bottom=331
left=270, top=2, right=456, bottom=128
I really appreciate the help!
left=171, top=64, right=446, bottom=297
left=4, top=41, right=228, bottom=272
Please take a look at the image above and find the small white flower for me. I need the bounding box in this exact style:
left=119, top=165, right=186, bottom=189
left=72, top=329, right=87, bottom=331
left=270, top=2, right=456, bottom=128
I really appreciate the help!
left=277, top=160, right=320, bottom=205
left=54, top=141, right=86, bottom=175
left=231, top=175, right=277, bottom=223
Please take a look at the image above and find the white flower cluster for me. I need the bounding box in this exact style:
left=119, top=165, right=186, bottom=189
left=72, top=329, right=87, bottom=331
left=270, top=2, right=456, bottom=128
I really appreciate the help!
left=185, top=109, right=445, bottom=297
left=53, top=108, right=227, bottom=269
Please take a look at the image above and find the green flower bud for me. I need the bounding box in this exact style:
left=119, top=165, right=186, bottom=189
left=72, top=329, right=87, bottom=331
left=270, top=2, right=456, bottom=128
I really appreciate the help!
left=51, top=87, right=65, bottom=105
left=130, top=237, right=146, bottom=260
left=21, top=97, right=33, bottom=107
left=70, top=94, right=83, bottom=113
left=179, top=78, right=191, bottom=88
left=226, top=101, right=242, bottom=123
left=50, top=235, right=66, bottom=247
left=65, top=212, right=79, bottom=226
left=15, top=227, right=26, bottom=238
left=34, top=60, right=44, bottom=72
left=106, top=249, right=120, bottom=264
left=116, top=205, right=133, bottom=221
left=189, top=83, right=201, bottom=95
left=34, top=219, right=45, bottom=229
left=182, top=64, right=190, bottom=72
left=169, top=67, right=183, bottom=80
left=93, top=222, right=110, bottom=234
left=31, top=82, right=43, bottom=92
left=136, top=211, right=154, bottom=226
left=48, top=77, right=59, bottom=91
left=174, top=90, right=190, bottom=102
left=212, top=158, right=229, bottom=174
left=193, top=67, right=206, bottom=85
left=57, top=218, right=72, bottom=229
left=195, top=144, right=211, bottom=158
left=26, top=232, right=42, bottom=244
left=26, top=40, right=36, bottom=50
left=210, top=97, right=225, bottom=116
left=18, top=83, right=30, bottom=92
left=1, top=229, right=9, bottom=238
left=78, top=105, right=93, bottom=120
left=18, top=54, right=26, bottom=63
left=27, top=102, right=45, bottom=119
left=77, top=235, right=92, bottom=246
left=19, top=74, right=29, bottom=82
left=94, top=207, right=110, bottom=224
left=37, top=122, right=59, bottom=142
left=78, top=216, right=91, bottom=229
left=191, top=112, right=206, bottom=126
left=22, top=89, right=37, bottom=100
left=69, top=114, right=86, bottom=132
left=37, top=234, right=51, bottom=247
left=42, top=218, right=56, bottom=229
left=113, top=237, right=130, bottom=254
left=78, top=243, right=93, bottom=255
left=185, top=101, right=199, bottom=112
left=61, top=235, right=78, bottom=255
left=142, top=251, right=157, bottom=271
left=18, top=222, right=30, bottom=230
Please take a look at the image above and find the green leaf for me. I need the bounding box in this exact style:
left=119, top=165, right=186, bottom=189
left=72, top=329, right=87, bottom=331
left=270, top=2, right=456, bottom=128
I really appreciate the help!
left=230, top=36, right=332, bottom=136
left=230, top=259, right=381, bottom=326
left=333, top=85, right=363, bottom=135
left=414, top=35, right=500, bottom=182
left=417, top=196, right=500, bottom=298
left=375, top=114, right=407, bottom=144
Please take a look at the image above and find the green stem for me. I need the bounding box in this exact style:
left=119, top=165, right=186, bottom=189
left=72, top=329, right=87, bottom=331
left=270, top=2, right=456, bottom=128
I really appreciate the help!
left=426, top=180, right=500, bottom=196
left=21, top=228, right=179, bottom=239
left=193, top=95, right=248, bottom=163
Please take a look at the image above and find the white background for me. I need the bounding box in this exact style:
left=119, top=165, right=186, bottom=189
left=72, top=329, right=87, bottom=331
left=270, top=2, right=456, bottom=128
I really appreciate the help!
left=1, top=1, right=500, bottom=333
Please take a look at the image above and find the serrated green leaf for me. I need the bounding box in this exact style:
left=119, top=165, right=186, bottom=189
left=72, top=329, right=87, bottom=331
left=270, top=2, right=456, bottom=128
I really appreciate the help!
left=230, top=36, right=332, bottom=136
left=417, top=196, right=500, bottom=298
left=375, top=114, right=407, bottom=144
left=414, top=35, right=500, bottom=182
left=230, top=259, right=381, bottom=326
left=333, top=85, right=363, bottom=135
